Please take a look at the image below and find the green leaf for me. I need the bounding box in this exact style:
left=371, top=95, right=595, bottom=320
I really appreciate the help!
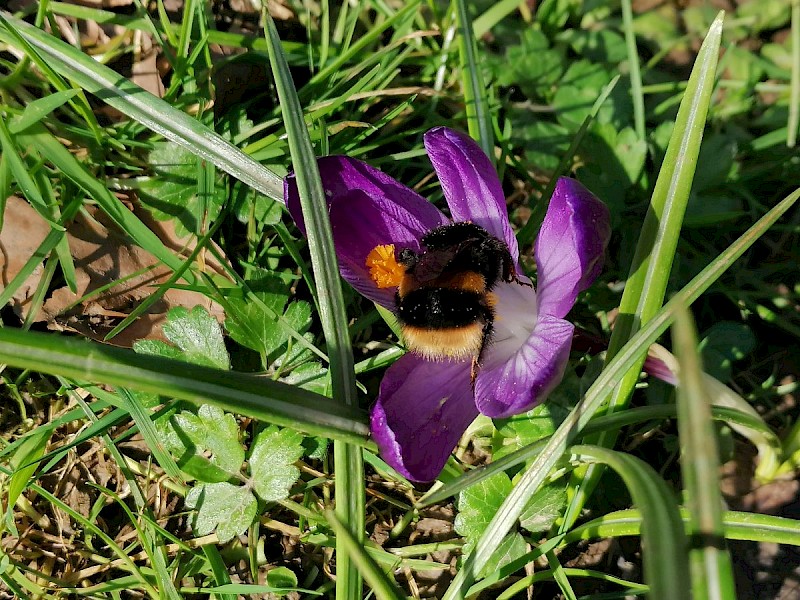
left=507, top=117, right=571, bottom=173
left=186, top=482, right=257, bottom=544
left=280, top=362, right=331, bottom=397
left=563, top=28, right=628, bottom=64
left=577, top=124, right=647, bottom=200
left=538, top=0, right=581, bottom=35
left=553, top=61, right=630, bottom=129
left=698, top=322, right=756, bottom=381
left=492, top=403, right=568, bottom=460
left=230, top=180, right=283, bottom=226
left=684, top=192, right=746, bottom=227
left=454, top=472, right=513, bottom=546
left=486, top=29, right=565, bottom=99
left=134, top=306, right=230, bottom=370
left=249, top=426, right=304, bottom=502
left=736, top=0, right=792, bottom=33
left=137, top=141, right=226, bottom=236
left=165, top=405, right=245, bottom=483
left=266, top=566, right=298, bottom=592
left=302, top=435, right=329, bottom=461
left=482, top=532, right=527, bottom=576
left=451, top=473, right=523, bottom=575
left=454, top=471, right=527, bottom=576
left=225, top=272, right=312, bottom=361
left=518, top=483, right=567, bottom=534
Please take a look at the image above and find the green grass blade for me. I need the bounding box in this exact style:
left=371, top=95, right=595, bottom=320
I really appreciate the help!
left=455, top=0, right=493, bottom=155
left=788, top=0, right=800, bottom=147
left=0, top=118, right=61, bottom=230
left=672, top=308, right=736, bottom=599
left=0, top=11, right=104, bottom=143
left=0, top=12, right=283, bottom=201
left=440, top=184, right=799, bottom=599
left=570, top=445, right=690, bottom=600
left=301, top=1, right=420, bottom=99
left=473, top=0, right=523, bottom=38
left=0, top=327, right=369, bottom=444
left=2, top=427, right=50, bottom=535
left=621, top=0, right=645, bottom=140
left=564, top=508, right=800, bottom=547
left=324, top=511, right=406, bottom=600
left=262, top=12, right=364, bottom=599
left=562, top=12, right=726, bottom=532
left=9, top=89, right=81, bottom=133
left=117, top=388, right=184, bottom=483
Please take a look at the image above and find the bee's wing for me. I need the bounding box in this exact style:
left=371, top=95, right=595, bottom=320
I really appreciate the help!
left=413, top=247, right=459, bottom=284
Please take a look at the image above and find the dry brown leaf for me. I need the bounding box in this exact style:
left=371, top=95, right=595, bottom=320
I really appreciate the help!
left=1, top=196, right=226, bottom=346
left=0, top=196, right=52, bottom=316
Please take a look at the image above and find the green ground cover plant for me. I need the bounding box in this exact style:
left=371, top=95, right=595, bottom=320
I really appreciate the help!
left=1, top=0, right=799, bottom=598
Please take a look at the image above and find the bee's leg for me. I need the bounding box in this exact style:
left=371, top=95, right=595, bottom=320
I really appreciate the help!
left=501, top=252, right=533, bottom=288
left=511, top=271, right=533, bottom=288
left=472, top=317, right=494, bottom=386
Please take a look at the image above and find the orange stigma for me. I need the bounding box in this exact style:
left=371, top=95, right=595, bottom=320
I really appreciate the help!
left=365, top=244, right=405, bottom=288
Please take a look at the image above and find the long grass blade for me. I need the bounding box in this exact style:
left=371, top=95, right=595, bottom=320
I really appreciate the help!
left=262, top=13, right=364, bottom=599
left=561, top=11, right=726, bottom=531
left=570, top=445, right=689, bottom=600
left=621, top=0, right=646, bottom=140
left=788, top=0, right=800, bottom=147
left=455, top=0, right=493, bottom=155
left=0, top=327, right=369, bottom=444
left=672, top=308, right=736, bottom=599
left=564, top=508, right=800, bottom=547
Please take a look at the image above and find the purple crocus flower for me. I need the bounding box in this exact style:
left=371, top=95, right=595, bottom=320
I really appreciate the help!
left=285, top=127, right=610, bottom=481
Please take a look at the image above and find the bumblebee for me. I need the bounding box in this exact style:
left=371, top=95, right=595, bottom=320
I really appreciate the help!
left=389, top=222, right=525, bottom=369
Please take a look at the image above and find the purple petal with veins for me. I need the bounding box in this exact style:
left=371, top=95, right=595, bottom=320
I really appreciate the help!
left=535, top=177, right=611, bottom=319
left=475, top=314, right=574, bottom=418
left=285, top=155, right=446, bottom=237
left=369, top=353, right=477, bottom=482
left=424, top=127, right=520, bottom=264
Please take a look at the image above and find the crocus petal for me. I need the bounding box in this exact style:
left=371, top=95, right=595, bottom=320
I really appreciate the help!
left=285, top=156, right=448, bottom=308
left=534, top=177, right=611, bottom=319
left=285, top=155, right=446, bottom=237
left=474, top=314, right=574, bottom=418
left=370, top=353, right=478, bottom=482
left=644, top=344, right=679, bottom=386
left=329, top=189, right=442, bottom=307
left=424, top=127, right=520, bottom=263
left=484, top=279, right=538, bottom=365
